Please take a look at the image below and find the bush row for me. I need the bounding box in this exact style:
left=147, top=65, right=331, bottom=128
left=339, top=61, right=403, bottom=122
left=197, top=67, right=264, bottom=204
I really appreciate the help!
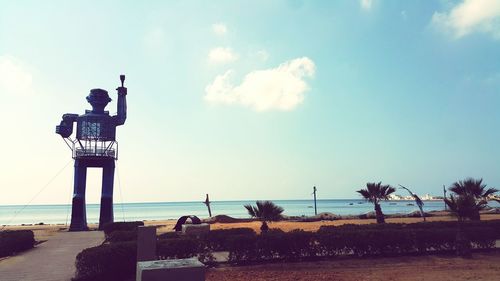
left=73, top=241, right=137, bottom=281
left=102, top=221, right=144, bottom=238
left=0, top=230, right=35, bottom=257
left=226, top=226, right=499, bottom=263
left=318, top=220, right=500, bottom=233
left=74, top=220, right=500, bottom=281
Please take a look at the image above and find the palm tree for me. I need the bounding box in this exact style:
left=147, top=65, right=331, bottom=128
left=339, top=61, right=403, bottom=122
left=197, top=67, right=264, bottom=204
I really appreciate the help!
left=244, top=201, right=284, bottom=232
left=357, top=182, right=396, bottom=223
left=448, top=178, right=498, bottom=220
left=444, top=194, right=487, bottom=222
left=444, top=194, right=487, bottom=257
left=399, top=184, right=425, bottom=222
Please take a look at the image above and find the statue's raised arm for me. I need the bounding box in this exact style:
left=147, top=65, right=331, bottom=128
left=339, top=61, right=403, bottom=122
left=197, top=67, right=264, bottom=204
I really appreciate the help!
left=114, top=75, right=127, bottom=126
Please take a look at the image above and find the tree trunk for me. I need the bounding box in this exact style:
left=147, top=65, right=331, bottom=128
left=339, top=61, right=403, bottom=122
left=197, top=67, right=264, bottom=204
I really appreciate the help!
left=456, top=219, right=471, bottom=258
left=260, top=221, right=269, bottom=233
left=470, top=211, right=481, bottom=221
left=374, top=203, right=385, bottom=224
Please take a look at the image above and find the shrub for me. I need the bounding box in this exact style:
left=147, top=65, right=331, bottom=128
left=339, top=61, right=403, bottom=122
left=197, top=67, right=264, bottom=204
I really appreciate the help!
left=158, top=231, right=181, bottom=240
left=0, top=230, right=35, bottom=257
left=73, top=241, right=136, bottom=281
left=157, top=237, right=214, bottom=264
left=102, top=221, right=144, bottom=238
left=73, top=219, right=500, bottom=278
left=104, top=230, right=137, bottom=243
left=465, top=227, right=497, bottom=249
left=227, top=221, right=500, bottom=263
left=414, top=228, right=454, bottom=253
left=203, top=228, right=256, bottom=251
left=227, top=234, right=258, bottom=263
left=255, top=229, right=315, bottom=261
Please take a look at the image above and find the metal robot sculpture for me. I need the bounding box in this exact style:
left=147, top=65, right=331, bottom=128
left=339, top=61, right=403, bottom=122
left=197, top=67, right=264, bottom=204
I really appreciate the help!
left=56, top=75, right=127, bottom=231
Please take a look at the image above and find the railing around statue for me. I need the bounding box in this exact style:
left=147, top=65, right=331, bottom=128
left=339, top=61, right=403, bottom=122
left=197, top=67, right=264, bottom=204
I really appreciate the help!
left=64, top=139, right=118, bottom=160
left=74, top=147, right=116, bottom=158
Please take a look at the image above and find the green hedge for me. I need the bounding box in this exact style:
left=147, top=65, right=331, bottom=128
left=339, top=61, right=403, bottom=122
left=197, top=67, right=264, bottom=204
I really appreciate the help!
left=102, top=221, right=144, bottom=238
left=73, top=241, right=137, bottom=281
left=75, top=220, right=500, bottom=281
left=227, top=221, right=500, bottom=263
left=318, top=220, right=500, bottom=233
left=158, top=231, right=181, bottom=240
left=104, top=230, right=138, bottom=243
left=157, top=237, right=214, bottom=264
left=202, top=228, right=256, bottom=251
left=0, top=230, right=35, bottom=257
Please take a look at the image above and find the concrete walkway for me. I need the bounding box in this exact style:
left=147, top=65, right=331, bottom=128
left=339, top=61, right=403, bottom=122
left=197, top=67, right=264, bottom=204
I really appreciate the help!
left=0, top=231, right=104, bottom=281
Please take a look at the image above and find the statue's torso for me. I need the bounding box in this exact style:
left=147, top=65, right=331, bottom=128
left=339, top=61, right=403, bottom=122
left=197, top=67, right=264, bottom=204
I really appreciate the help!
left=76, top=110, right=117, bottom=141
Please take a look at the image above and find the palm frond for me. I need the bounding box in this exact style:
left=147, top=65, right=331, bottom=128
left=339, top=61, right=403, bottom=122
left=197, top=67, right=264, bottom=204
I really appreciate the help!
left=445, top=194, right=486, bottom=221
left=243, top=201, right=284, bottom=222
left=399, top=184, right=425, bottom=219
left=449, top=178, right=498, bottom=200
left=244, top=204, right=257, bottom=218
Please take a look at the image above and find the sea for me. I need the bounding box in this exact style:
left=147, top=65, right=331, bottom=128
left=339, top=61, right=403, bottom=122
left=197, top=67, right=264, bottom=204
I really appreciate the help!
left=1, top=199, right=499, bottom=226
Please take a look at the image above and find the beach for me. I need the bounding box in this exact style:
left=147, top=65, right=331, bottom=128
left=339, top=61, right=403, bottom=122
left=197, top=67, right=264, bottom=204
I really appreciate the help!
left=5, top=212, right=500, bottom=241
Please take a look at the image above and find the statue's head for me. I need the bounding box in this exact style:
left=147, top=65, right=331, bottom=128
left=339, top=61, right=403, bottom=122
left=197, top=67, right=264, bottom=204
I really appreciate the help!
left=86, top=88, right=111, bottom=113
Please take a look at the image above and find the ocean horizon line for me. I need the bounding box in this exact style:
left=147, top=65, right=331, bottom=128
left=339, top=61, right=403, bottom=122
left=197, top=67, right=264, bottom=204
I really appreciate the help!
left=0, top=198, right=431, bottom=207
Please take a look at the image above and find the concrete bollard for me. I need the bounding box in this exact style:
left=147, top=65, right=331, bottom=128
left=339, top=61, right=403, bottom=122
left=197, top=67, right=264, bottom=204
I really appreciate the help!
left=136, top=258, right=205, bottom=281
left=181, top=223, right=210, bottom=235
left=137, top=226, right=157, bottom=262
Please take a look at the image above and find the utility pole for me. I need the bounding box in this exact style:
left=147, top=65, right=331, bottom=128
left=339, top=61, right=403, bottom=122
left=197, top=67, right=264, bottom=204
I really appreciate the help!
left=313, top=186, right=318, bottom=216
left=204, top=194, right=212, bottom=217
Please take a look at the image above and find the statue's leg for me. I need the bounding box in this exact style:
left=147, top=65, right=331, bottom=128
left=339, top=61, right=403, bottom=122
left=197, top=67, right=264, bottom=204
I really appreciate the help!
left=99, top=159, right=115, bottom=230
left=69, top=160, right=88, bottom=231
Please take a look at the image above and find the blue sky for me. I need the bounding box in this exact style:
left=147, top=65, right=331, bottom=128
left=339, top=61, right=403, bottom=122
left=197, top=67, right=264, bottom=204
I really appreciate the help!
left=1, top=0, right=500, bottom=204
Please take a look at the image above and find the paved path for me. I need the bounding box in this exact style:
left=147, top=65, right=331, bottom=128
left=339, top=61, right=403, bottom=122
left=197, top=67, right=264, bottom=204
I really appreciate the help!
left=0, top=231, right=104, bottom=281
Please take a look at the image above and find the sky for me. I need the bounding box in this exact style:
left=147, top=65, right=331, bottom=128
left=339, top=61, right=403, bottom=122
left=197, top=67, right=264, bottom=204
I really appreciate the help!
left=1, top=0, right=500, bottom=205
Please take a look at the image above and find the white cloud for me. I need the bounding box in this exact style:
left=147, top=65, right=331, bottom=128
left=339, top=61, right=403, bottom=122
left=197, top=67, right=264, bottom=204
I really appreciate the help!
left=432, top=0, right=500, bottom=39
left=208, top=47, right=238, bottom=64
left=212, top=23, right=227, bottom=36
left=0, top=55, right=34, bottom=96
left=205, top=57, right=315, bottom=111
left=360, top=0, right=373, bottom=11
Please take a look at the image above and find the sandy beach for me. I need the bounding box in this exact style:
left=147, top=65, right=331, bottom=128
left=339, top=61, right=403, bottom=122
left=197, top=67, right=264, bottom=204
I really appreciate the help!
left=4, top=213, right=500, bottom=241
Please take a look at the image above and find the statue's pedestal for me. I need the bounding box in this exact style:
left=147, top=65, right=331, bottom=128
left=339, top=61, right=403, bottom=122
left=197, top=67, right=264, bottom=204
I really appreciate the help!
left=181, top=223, right=210, bottom=235
left=136, top=258, right=205, bottom=281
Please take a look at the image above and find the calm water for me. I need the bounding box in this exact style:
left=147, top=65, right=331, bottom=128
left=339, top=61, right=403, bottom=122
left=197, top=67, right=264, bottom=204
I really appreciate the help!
left=4, top=199, right=493, bottom=226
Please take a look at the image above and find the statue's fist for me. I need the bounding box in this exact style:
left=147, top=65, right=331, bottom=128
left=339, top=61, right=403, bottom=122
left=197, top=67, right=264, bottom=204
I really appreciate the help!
left=56, top=124, right=71, bottom=138
left=117, top=86, right=127, bottom=95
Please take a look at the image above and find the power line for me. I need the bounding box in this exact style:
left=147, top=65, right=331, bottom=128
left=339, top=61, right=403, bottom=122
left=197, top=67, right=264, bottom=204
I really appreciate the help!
left=1, top=159, right=73, bottom=231
left=116, top=161, right=126, bottom=222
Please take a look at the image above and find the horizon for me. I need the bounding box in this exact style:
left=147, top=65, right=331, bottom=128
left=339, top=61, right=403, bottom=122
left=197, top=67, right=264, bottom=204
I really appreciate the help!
left=0, top=195, right=444, bottom=207
left=1, top=0, right=500, bottom=205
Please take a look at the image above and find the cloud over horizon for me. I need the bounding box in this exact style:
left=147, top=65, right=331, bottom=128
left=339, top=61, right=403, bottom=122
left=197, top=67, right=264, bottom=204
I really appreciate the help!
left=205, top=57, right=315, bottom=111
left=432, top=0, right=500, bottom=39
